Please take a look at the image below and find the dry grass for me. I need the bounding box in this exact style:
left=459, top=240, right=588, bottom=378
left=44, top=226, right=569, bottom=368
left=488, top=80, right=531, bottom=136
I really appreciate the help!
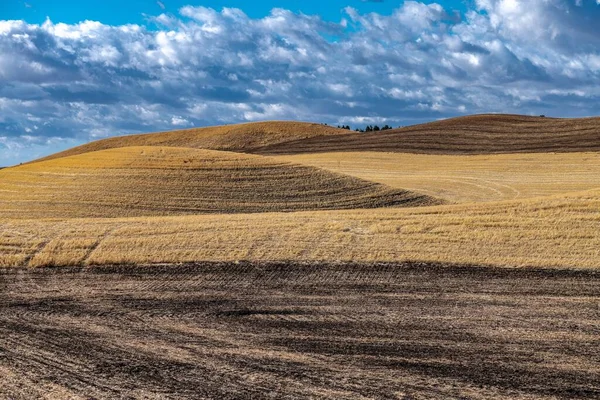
left=3, top=114, right=600, bottom=269
left=277, top=151, right=600, bottom=203
left=256, top=114, right=600, bottom=155
left=31, top=121, right=348, bottom=164
left=1, top=188, right=599, bottom=268
left=0, top=146, right=435, bottom=219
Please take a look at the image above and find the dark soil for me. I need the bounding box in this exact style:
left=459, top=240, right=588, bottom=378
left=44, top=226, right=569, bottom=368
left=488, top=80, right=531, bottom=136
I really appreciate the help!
left=1, top=262, right=599, bottom=399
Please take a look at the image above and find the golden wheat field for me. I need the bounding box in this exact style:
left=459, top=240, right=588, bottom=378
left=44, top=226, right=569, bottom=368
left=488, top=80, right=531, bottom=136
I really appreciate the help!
left=2, top=188, right=600, bottom=268
left=277, top=152, right=600, bottom=203
left=1, top=115, right=600, bottom=269
left=0, top=146, right=432, bottom=219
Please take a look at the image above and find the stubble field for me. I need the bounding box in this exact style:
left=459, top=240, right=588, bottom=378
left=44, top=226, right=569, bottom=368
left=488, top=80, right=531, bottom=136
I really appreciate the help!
left=0, top=146, right=433, bottom=219
left=277, top=151, right=600, bottom=203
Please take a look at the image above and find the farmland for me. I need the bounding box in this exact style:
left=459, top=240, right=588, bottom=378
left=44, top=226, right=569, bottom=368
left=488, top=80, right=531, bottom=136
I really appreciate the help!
left=1, top=114, right=600, bottom=398
left=0, top=146, right=433, bottom=219
left=256, top=114, right=600, bottom=155
left=1, top=262, right=598, bottom=399
left=1, top=187, right=600, bottom=268
left=277, top=152, right=600, bottom=203
left=32, top=121, right=348, bottom=164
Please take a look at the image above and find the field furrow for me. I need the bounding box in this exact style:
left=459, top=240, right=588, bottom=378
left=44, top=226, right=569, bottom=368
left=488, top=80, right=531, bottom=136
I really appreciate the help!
left=0, top=262, right=598, bottom=399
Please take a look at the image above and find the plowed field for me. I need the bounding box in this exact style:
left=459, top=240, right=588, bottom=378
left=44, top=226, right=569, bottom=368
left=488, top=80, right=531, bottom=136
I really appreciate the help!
left=1, top=262, right=598, bottom=399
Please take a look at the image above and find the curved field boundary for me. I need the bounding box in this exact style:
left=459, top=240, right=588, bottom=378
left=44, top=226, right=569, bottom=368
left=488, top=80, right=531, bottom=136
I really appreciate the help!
left=0, top=146, right=439, bottom=219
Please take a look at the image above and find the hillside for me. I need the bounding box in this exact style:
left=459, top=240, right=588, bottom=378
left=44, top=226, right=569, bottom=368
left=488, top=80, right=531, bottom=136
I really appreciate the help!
left=0, top=146, right=437, bottom=220
left=32, top=121, right=348, bottom=164
left=277, top=152, right=600, bottom=203
left=2, top=113, right=600, bottom=268
left=28, top=115, right=600, bottom=165
left=255, top=114, right=600, bottom=155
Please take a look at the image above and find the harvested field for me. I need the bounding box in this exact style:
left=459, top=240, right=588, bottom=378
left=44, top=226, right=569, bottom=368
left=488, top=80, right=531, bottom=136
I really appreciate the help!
left=32, top=121, right=347, bottom=164
left=277, top=151, right=600, bottom=203
left=1, top=188, right=599, bottom=268
left=0, top=262, right=598, bottom=399
left=0, top=146, right=435, bottom=219
left=256, top=114, right=600, bottom=155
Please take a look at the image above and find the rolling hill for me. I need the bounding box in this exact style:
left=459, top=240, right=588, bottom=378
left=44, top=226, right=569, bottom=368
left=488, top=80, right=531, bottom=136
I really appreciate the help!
left=2, top=113, right=600, bottom=269
left=29, top=115, right=600, bottom=166
left=0, top=146, right=437, bottom=220
left=31, top=121, right=348, bottom=164
left=255, top=114, right=600, bottom=155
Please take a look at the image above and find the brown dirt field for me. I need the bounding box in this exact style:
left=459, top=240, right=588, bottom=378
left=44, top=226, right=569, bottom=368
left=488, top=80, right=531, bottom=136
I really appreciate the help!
left=0, top=146, right=436, bottom=219
left=0, top=262, right=598, bottom=399
left=254, top=114, right=600, bottom=155
left=31, top=121, right=347, bottom=164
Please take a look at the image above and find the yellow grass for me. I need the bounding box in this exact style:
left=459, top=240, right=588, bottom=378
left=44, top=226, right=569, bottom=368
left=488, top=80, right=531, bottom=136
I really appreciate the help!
left=0, top=146, right=435, bottom=219
left=1, top=188, right=599, bottom=269
left=3, top=115, right=600, bottom=270
left=277, top=152, right=600, bottom=203
left=31, top=121, right=348, bottom=164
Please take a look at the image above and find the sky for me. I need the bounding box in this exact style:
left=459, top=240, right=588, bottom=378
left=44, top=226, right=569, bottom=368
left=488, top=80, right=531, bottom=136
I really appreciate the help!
left=1, top=0, right=600, bottom=165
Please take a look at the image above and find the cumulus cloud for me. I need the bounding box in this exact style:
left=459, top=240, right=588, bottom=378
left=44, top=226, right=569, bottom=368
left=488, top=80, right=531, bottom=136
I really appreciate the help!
left=1, top=0, right=600, bottom=164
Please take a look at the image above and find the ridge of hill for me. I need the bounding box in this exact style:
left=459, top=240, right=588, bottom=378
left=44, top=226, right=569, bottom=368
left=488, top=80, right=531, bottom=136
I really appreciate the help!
left=28, top=114, right=600, bottom=164
left=254, top=114, right=600, bottom=155
left=0, top=146, right=439, bottom=219
left=31, top=121, right=348, bottom=164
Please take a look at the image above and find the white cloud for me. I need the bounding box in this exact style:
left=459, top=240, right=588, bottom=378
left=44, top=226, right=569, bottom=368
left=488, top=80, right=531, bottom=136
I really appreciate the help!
left=1, top=1, right=600, bottom=165
left=171, top=116, right=189, bottom=126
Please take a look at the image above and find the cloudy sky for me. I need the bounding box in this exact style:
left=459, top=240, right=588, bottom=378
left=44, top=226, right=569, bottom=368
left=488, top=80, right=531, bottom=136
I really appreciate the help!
left=2, top=0, right=600, bottom=165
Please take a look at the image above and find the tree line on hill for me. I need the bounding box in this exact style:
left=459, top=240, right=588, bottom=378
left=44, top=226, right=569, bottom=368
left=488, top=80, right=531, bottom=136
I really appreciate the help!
left=335, top=124, right=395, bottom=132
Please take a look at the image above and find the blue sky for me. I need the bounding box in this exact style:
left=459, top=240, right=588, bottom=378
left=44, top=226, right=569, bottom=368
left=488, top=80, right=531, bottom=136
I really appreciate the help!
left=2, top=0, right=600, bottom=165
left=3, top=1, right=468, bottom=25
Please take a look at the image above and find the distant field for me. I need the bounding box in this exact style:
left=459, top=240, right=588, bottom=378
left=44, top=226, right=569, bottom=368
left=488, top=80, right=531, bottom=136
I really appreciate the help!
left=32, top=121, right=347, bottom=164
left=0, top=146, right=434, bottom=219
left=1, top=188, right=599, bottom=268
left=29, top=115, right=600, bottom=166
left=278, top=152, right=600, bottom=203
left=257, top=114, right=600, bottom=155
left=1, top=113, right=600, bottom=269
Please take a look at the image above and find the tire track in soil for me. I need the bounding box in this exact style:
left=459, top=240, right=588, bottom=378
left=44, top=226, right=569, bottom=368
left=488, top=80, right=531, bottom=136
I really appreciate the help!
left=0, top=261, right=599, bottom=399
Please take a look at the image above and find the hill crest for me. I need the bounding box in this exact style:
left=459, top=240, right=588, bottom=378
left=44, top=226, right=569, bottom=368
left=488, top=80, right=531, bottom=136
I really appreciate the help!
left=32, top=121, right=348, bottom=164
left=255, top=114, right=600, bottom=155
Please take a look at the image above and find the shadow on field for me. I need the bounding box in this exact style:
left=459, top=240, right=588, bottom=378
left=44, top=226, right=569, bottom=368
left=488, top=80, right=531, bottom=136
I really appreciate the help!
left=0, top=262, right=599, bottom=399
